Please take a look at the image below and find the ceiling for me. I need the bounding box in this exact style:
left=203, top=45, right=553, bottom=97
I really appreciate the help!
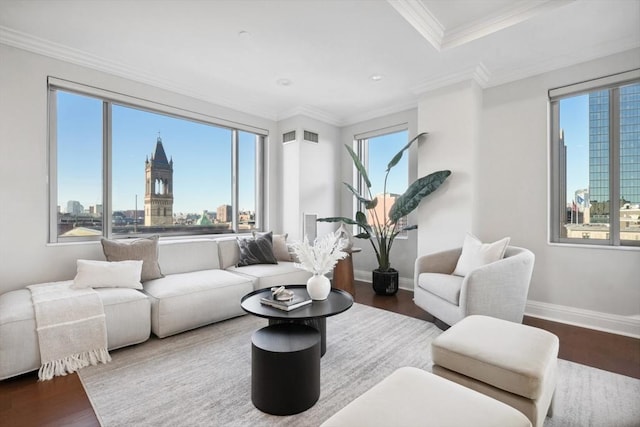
left=0, top=0, right=638, bottom=126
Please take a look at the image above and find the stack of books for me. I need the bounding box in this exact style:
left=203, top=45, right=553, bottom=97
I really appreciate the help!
left=260, top=294, right=312, bottom=311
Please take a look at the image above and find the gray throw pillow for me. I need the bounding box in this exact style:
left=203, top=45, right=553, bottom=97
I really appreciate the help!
left=237, top=232, right=278, bottom=267
left=101, top=235, right=163, bottom=282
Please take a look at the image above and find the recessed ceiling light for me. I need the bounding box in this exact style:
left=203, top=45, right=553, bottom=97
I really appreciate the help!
left=277, top=78, right=293, bottom=87
left=370, top=74, right=383, bottom=82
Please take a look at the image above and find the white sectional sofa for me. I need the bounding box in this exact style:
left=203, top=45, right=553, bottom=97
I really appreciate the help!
left=0, top=235, right=311, bottom=380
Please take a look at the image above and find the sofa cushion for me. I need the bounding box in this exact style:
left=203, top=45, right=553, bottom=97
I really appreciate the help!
left=158, top=239, right=219, bottom=275
left=95, top=287, right=151, bottom=350
left=453, top=234, right=510, bottom=277
left=72, top=259, right=143, bottom=289
left=143, top=269, right=254, bottom=338
left=237, top=232, right=277, bottom=266
left=218, top=237, right=240, bottom=269
left=417, top=273, right=463, bottom=305
left=101, top=236, right=163, bottom=282
left=228, top=262, right=312, bottom=290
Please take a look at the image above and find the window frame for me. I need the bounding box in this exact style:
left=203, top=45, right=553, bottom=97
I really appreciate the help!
left=548, top=69, right=640, bottom=248
left=48, top=77, right=266, bottom=243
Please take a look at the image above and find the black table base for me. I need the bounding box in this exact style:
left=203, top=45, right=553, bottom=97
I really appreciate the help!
left=251, top=323, right=321, bottom=415
left=269, top=317, right=327, bottom=356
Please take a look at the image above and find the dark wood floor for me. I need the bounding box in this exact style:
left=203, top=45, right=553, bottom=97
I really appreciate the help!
left=1, top=281, right=638, bottom=426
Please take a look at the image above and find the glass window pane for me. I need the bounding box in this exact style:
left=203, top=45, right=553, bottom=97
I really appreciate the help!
left=238, top=131, right=257, bottom=232
left=56, top=91, right=103, bottom=239
left=619, top=83, right=640, bottom=242
left=365, top=130, right=409, bottom=231
left=559, top=93, right=609, bottom=240
left=112, top=105, right=233, bottom=236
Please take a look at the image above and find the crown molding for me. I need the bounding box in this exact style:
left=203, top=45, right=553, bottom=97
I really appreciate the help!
left=411, top=62, right=490, bottom=95
left=341, top=99, right=419, bottom=127
left=442, top=0, right=575, bottom=50
left=0, top=26, right=279, bottom=121
left=387, top=0, right=444, bottom=51
left=390, top=0, right=575, bottom=51
left=277, top=105, right=343, bottom=127
left=487, top=37, right=640, bottom=88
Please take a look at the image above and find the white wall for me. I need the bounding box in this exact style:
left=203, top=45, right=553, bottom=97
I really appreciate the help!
left=416, top=81, right=481, bottom=256
left=340, top=109, right=419, bottom=287
left=479, top=49, right=640, bottom=327
left=277, top=116, right=341, bottom=241
left=0, top=45, right=279, bottom=292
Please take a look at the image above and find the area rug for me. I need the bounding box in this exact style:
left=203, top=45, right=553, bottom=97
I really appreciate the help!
left=78, top=304, right=640, bottom=426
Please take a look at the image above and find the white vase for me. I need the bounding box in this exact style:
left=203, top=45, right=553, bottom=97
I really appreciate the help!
left=306, top=274, right=331, bottom=300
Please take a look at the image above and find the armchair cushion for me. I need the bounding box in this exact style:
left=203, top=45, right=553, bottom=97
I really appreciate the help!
left=417, top=273, right=463, bottom=305
left=453, top=234, right=510, bottom=277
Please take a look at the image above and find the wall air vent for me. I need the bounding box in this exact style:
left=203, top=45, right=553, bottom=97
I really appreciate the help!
left=303, top=130, right=319, bottom=143
left=282, top=130, right=296, bottom=144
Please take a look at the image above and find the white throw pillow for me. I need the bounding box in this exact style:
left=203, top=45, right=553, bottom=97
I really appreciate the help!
left=452, top=234, right=511, bottom=277
left=72, top=259, right=144, bottom=289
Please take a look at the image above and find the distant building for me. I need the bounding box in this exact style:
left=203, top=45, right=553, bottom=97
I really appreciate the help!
left=366, top=193, right=406, bottom=233
left=196, top=210, right=212, bottom=226
left=66, top=200, right=84, bottom=215
left=589, top=84, right=640, bottom=224
left=89, top=204, right=103, bottom=216
left=217, top=204, right=232, bottom=223
left=145, top=136, right=174, bottom=226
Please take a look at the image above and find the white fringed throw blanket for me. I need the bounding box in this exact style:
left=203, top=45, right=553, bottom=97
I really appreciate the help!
left=27, top=281, right=111, bottom=380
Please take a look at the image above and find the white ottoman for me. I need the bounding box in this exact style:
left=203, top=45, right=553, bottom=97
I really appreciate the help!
left=321, top=367, right=532, bottom=427
left=431, top=315, right=559, bottom=427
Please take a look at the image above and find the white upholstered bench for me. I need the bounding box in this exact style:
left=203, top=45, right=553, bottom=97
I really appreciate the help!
left=431, top=315, right=559, bottom=427
left=320, top=367, right=532, bottom=427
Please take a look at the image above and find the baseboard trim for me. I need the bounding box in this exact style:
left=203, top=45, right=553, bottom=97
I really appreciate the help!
left=525, top=300, right=640, bottom=339
left=354, top=270, right=639, bottom=339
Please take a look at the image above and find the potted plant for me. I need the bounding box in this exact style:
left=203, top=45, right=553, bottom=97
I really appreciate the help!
left=318, top=132, right=450, bottom=295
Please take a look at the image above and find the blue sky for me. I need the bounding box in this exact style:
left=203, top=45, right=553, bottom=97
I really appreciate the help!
left=367, top=130, right=409, bottom=197
left=57, top=91, right=256, bottom=214
left=559, top=94, right=589, bottom=203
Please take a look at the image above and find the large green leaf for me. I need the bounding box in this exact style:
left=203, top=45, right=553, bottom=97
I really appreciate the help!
left=343, top=182, right=372, bottom=206
left=389, top=170, right=451, bottom=222
left=316, top=216, right=357, bottom=225
left=366, top=196, right=378, bottom=210
left=386, top=132, right=427, bottom=172
left=345, top=144, right=371, bottom=189
left=355, top=211, right=373, bottom=235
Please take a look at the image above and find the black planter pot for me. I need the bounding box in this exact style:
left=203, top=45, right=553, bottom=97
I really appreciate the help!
left=372, top=269, right=399, bottom=296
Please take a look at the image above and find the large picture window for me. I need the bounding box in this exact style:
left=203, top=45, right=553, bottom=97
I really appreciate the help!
left=549, top=71, right=640, bottom=247
left=49, top=79, right=265, bottom=242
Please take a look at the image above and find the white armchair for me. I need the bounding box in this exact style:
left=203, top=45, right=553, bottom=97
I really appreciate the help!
left=413, top=246, right=535, bottom=326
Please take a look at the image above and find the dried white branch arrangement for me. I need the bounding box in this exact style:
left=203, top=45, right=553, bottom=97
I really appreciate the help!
left=291, top=230, right=349, bottom=276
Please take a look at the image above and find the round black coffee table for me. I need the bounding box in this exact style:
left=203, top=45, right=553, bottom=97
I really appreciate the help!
left=241, top=285, right=353, bottom=357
